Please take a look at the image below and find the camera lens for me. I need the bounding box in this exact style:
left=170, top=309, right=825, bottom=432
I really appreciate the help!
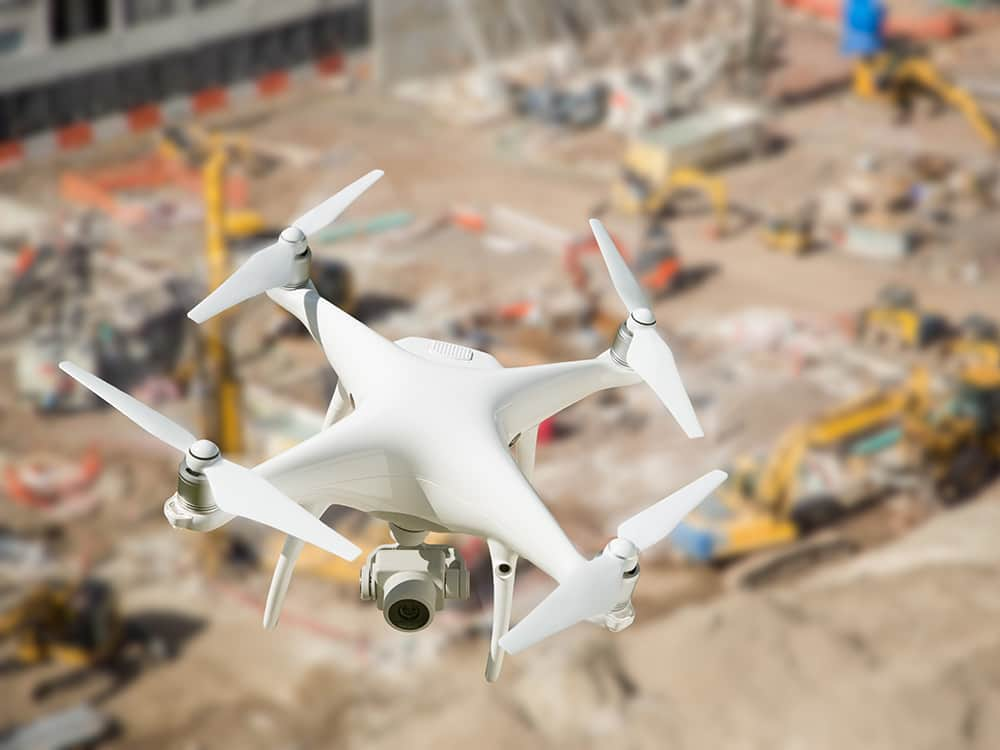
left=387, top=598, right=431, bottom=631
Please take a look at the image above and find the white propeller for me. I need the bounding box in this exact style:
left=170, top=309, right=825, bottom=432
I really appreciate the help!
left=499, top=469, right=726, bottom=654
left=590, top=218, right=703, bottom=439
left=58, top=362, right=360, bottom=561
left=188, top=169, right=384, bottom=323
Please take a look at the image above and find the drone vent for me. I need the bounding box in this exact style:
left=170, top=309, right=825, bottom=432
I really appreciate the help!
left=431, top=341, right=474, bottom=361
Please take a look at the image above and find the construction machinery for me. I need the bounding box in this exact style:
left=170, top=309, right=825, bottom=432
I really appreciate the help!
left=857, top=284, right=951, bottom=350
left=946, top=315, right=1000, bottom=371
left=843, top=0, right=998, bottom=149
left=0, top=577, right=181, bottom=703
left=196, top=148, right=246, bottom=454
left=13, top=230, right=197, bottom=413
left=610, top=104, right=766, bottom=238
left=903, top=365, right=1000, bottom=504
left=615, top=162, right=729, bottom=238
left=853, top=50, right=999, bottom=150
left=668, top=371, right=931, bottom=566
left=564, top=221, right=696, bottom=303
left=0, top=579, right=122, bottom=669
left=761, top=201, right=818, bottom=256
left=158, top=126, right=273, bottom=240
left=508, top=77, right=608, bottom=129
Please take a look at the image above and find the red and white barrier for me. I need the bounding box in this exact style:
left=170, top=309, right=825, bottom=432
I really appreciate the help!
left=0, top=52, right=346, bottom=171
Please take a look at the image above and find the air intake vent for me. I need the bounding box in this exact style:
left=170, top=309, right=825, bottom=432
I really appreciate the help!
left=430, top=341, right=474, bottom=361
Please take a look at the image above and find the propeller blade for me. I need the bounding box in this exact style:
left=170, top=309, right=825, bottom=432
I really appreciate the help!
left=202, top=460, right=361, bottom=561
left=499, top=554, right=624, bottom=655
left=58, top=362, right=195, bottom=453
left=292, top=169, right=384, bottom=237
left=618, top=469, right=727, bottom=551
left=589, top=218, right=650, bottom=313
left=188, top=241, right=293, bottom=324
left=627, top=326, right=703, bottom=438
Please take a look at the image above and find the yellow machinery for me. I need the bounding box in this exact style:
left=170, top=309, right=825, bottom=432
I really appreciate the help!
left=857, top=284, right=951, bottom=350
left=613, top=139, right=729, bottom=236
left=904, top=365, right=1000, bottom=504
left=159, top=125, right=270, bottom=239
left=667, top=371, right=930, bottom=563
left=196, top=149, right=245, bottom=454
left=762, top=202, right=816, bottom=256
left=853, top=51, right=999, bottom=150
left=177, top=127, right=353, bottom=450
left=0, top=579, right=121, bottom=668
left=947, top=315, right=1000, bottom=371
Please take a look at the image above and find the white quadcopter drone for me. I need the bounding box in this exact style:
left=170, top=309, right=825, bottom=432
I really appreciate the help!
left=60, top=170, right=726, bottom=682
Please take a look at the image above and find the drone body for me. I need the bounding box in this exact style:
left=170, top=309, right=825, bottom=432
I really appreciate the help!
left=59, top=171, right=726, bottom=682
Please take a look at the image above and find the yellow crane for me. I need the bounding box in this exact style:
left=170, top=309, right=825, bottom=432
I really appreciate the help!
left=159, top=125, right=271, bottom=240
left=196, top=148, right=245, bottom=454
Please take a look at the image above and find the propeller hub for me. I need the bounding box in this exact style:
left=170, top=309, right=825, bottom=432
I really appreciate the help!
left=605, top=537, right=639, bottom=570
left=630, top=308, right=656, bottom=327
left=280, top=225, right=308, bottom=253
left=186, top=439, right=221, bottom=473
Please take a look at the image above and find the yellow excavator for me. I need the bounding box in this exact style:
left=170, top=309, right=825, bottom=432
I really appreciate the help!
left=666, top=369, right=931, bottom=566
left=903, top=364, right=1000, bottom=504
left=853, top=49, right=999, bottom=150
left=613, top=143, right=729, bottom=237
left=0, top=579, right=122, bottom=669
left=0, top=577, right=183, bottom=702
left=946, top=315, right=1000, bottom=371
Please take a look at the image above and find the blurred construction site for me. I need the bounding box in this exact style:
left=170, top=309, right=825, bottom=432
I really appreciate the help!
left=2, top=0, right=1000, bottom=747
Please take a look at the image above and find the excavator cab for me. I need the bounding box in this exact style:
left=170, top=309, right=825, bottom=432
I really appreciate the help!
left=4, top=579, right=122, bottom=667
left=876, top=284, right=916, bottom=309
left=949, top=315, right=1000, bottom=370
left=634, top=221, right=682, bottom=295
left=61, top=580, right=119, bottom=663
left=907, top=366, right=1000, bottom=503
left=859, top=285, right=950, bottom=349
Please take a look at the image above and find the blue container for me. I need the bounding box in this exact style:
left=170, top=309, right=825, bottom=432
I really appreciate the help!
left=668, top=521, right=718, bottom=563
left=842, top=0, right=887, bottom=57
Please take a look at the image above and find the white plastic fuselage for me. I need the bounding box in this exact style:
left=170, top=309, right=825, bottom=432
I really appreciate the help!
left=252, top=284, right=641, bottom=583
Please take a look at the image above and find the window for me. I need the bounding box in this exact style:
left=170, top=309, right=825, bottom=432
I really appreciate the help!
left=0, top=27, right=21, bottom=55
left=124, top=0, right=174, bottom=25
left=49, top=0, right=109, bottom=44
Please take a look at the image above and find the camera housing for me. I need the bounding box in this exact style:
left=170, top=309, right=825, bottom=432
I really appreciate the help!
left=360, top=543, right=470, bottom=632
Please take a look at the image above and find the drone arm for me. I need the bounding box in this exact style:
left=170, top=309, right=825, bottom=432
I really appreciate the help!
left=323, top=379, right=352, bottom=429
left=485, top=539, right=518, bottom=683
left=253, top=410, right=392, bottom=629
left=493, top=352, right=641, bottom=441
left=265, top=285, right=404, bottom=399
left=514, top=425, right=539, bottom=482
left=267, top=280, right=324, bottom=341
